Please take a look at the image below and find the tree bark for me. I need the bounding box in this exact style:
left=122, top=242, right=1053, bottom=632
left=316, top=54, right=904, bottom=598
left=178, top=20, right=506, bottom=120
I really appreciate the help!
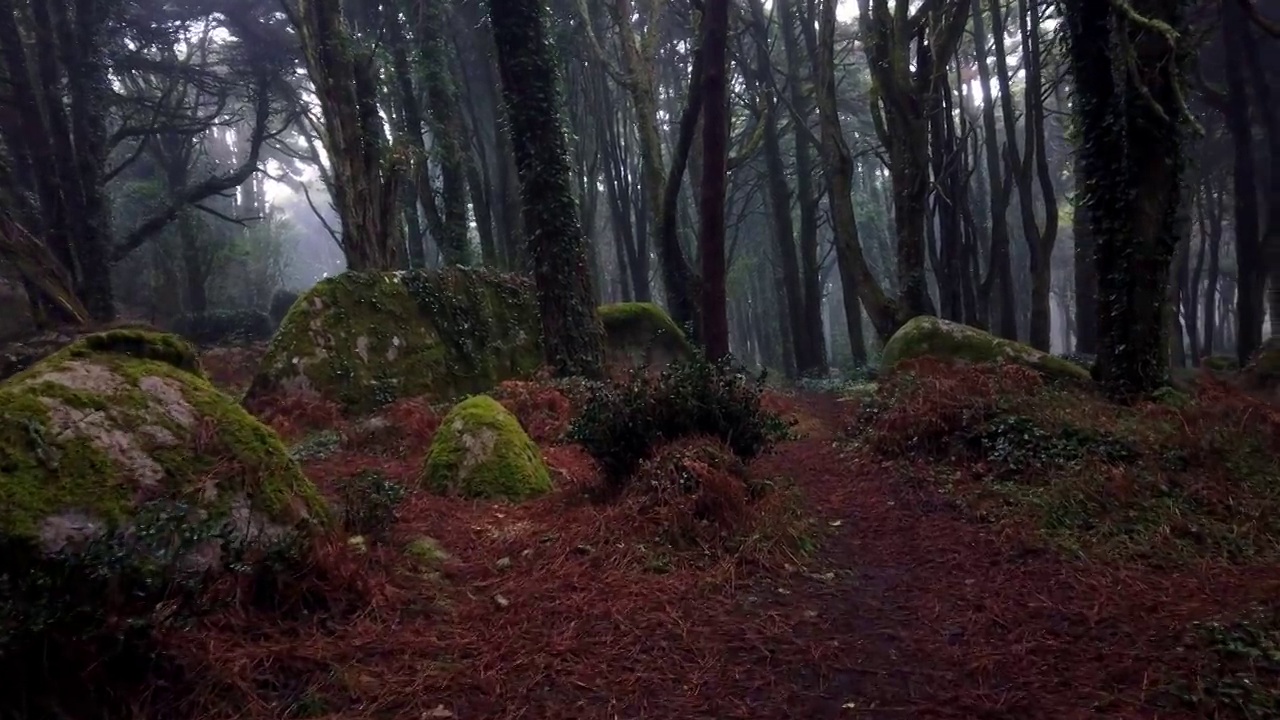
left=487, top=0, right=604, bottom=378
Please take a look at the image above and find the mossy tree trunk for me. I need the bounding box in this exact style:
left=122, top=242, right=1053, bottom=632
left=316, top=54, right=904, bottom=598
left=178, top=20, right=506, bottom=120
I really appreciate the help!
left=487, top=0, right=605, bottom=378
left=1064, top=0, right=1190, bottom=399
left=292, top=0, right=406, bottom=272
left=415, top=0, right=472, bottom=266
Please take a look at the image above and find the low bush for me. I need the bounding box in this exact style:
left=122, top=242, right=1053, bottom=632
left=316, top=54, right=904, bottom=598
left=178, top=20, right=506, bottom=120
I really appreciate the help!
left=173, top=310, right=274, bottom=346
left=569, top=354, right=790, bottom=485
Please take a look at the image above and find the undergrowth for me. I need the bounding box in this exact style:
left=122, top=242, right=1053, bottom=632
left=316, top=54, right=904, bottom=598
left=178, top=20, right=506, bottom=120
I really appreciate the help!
left=851, top=358, right=1280, bottom=564
left=0, top=501, right=357, bottom=719
left=569, top=354, right=792, bottom=485
left=1177, top=605, right=1280, bottom=719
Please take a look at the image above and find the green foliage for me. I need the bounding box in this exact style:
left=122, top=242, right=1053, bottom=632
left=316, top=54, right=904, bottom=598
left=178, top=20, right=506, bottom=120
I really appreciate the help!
left=1178, top=607, right=1280, bottom=719
left=0, top=499, right=305, bottom=717
left=569, top=354, right=791, bottom=485
left=173, top=309, right=274, bottom=346
left=269, top=288, right=301, bottom=325
left=967, top=415, right=1137, bottom=478
left=340, top=470, right=406, bottom=540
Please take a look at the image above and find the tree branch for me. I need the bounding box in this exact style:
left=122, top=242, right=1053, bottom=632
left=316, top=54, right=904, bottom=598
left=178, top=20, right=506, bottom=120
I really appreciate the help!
left=112, top=75, right=274, bottom=262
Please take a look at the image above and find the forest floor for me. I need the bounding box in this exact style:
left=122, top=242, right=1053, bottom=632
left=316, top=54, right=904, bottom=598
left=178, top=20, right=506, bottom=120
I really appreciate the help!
left=169, top=348, right=1280, bottom=719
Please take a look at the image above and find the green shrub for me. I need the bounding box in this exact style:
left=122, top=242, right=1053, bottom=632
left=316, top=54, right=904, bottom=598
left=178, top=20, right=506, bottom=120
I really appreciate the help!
left=173, top=309, right=274, bottom=346
left=341, top=470, right=406, bottom=540
left=569, top=354, right=790, bottom=485
left=269, top=289, right=301, bottom=326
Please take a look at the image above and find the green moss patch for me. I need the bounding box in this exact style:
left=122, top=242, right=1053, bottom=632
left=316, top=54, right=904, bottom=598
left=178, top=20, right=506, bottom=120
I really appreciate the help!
left=0, top=330, right=328, bottom=547
left=852, top=361, right=1280, bottom=565
left=422, top=395, right=551, bottom=501
left=246, top=267, right=544, bottom=413
left=599, top=302, right=692, bottom=370
left=880, top=315, right=1091, bottom=383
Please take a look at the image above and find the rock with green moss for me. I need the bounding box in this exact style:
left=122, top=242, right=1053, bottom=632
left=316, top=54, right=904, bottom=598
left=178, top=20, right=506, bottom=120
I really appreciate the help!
left=246, top=268, right=544, bottom=413
left=599, top=302, right=692, bottom=370
left=1244, top=337, right=1280, bottom=389
left=880, top=316, right=1091, bottom=382
left=1202, top=354, right=1240, bottom=372
left=422, top=395, right=551, bottom=501
left=0, top=329, right=329, bottom=563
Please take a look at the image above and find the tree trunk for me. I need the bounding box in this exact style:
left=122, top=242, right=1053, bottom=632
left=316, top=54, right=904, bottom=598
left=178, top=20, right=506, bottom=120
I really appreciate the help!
left=815, top=0, right=899, bottom=341
left=487, top=0, right=604, bottom=377
left=1222, top=0, right=1265, bottom=363
left=698, top=0, right=730, bottom=359
left=1065, top=0, right=1189, bottom=398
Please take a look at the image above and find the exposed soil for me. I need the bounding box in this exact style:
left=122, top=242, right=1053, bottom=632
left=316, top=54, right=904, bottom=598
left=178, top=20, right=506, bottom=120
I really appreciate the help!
left=159, top=383, right=1279, bottom=720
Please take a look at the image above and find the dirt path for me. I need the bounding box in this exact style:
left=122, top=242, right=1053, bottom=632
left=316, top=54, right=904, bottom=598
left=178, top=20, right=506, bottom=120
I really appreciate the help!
left=182, top=390, right=1278, bottom=719
left=762, top=393, right=1277, bottom=719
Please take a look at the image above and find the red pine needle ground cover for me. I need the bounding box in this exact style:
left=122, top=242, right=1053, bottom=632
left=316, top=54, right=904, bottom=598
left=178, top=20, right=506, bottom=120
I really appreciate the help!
left=153, top=359, right=1280, bottom=719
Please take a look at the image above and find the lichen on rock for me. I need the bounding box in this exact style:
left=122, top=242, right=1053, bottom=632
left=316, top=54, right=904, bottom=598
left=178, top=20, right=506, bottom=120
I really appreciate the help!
left=0, top=329, right=328, bottom=562
left=246, top=267, right=544, bottom=413
left=422, top=394, right=551, bottom=501
left=598, top=302, right=692, bottom=370
left=880, top=315, right=1091, bottom=383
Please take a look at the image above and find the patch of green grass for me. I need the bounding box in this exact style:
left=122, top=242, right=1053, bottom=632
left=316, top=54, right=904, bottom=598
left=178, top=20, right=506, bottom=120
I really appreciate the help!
left=1176, top=607, right=1280, bottom=719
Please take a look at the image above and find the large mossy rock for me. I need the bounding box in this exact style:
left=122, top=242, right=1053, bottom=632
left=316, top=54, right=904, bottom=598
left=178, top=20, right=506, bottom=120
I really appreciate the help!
left=1244, top=336, right=1280, bottom=390
left=880, top=315, right=1091, bottom=382
left=599, top=302, right=692, bottom=370
left=422, top=395, right=551, bottom=501
left=246, top=268, right=544, bottom=413
left=0, top=329, right=329, bottom=559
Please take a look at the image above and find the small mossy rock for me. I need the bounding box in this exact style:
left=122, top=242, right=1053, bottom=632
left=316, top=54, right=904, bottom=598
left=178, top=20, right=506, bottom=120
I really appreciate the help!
left=880, top=316, right=1091, bottom=382
left=1244, top=337, right=1280, bottom=389
left=1202, top=354, right=1240, bottom=372
left=422, top=395, right=551, bottom=501
left=0, top=329, right=329, bottom=562
left=599, top=302, right=692, bottom=370
left=246, top=268, right=543, bottom=413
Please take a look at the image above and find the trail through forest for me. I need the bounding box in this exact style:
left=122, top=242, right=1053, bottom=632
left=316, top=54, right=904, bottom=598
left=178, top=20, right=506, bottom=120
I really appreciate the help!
left=763, top=395, right=1274, bottom=719
left=170, top=382, right=1276, bottom=720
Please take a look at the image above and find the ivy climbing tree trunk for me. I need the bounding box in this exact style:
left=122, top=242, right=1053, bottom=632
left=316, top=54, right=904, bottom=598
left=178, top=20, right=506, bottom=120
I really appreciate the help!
left=416, top=0, right=472, bottom=266
left=487, top=0, right=605, bottom=378
left=1064, top=0, right=1191, bottom=399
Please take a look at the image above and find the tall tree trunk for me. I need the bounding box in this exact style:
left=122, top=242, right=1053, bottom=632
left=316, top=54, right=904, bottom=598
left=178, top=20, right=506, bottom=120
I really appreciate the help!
left=698, top=0, right=730, bottom=359
left=815, top=0, right=899, bottom=341
left=294, top=0, right=405, bottom=270
left=777, top=0, right=827, bottom=374
left=1073, top=152, right=1098, bottom=354
left=417, top=0, right=471, bottom=265
left=747, top=0, right=809, bottom=373
left=971, top=0, right=1019, bottom=339
left=1065, top=0, right=1190, bottom=398
left=487, top=0, right=604, bottom=377
left=1222, top=0, right=1265, bottom=363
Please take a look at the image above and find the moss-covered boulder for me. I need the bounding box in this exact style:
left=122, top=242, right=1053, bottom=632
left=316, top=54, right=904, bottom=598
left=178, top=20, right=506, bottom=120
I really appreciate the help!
left=246, top=268, right=544, bottom=413
left=599, top=302, right=692, bottom=370
left=422, top=395, right=551, bottom=501
left=880, top=315, right=1091, bottom=382
left=1244, top=337, right=1280, bottom=390
left=1202, top=354, right=1240, bottom=372
left=0, top=329, right=328, bottom=561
